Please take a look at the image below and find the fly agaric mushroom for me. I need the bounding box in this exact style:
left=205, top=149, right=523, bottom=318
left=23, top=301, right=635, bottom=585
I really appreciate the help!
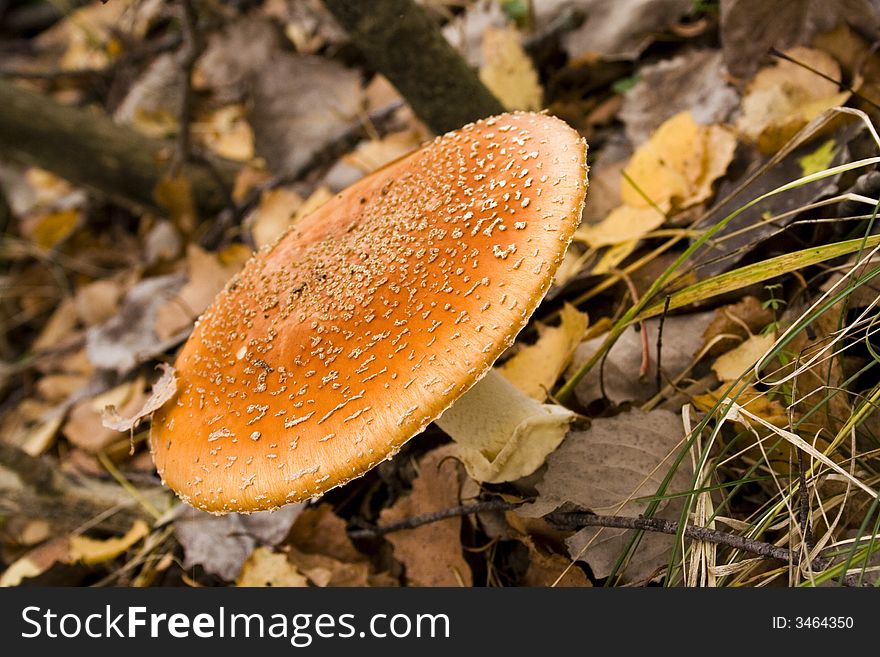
left=150, top=111, right=588, bottom=512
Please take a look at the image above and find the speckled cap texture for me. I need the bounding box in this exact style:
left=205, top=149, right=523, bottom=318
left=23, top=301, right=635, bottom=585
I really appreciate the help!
left=150, top=112, right=588, bottom=512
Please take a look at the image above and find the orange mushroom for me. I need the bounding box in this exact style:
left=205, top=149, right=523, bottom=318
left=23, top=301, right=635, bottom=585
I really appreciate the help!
left=149, top=112, right=588, bottom=512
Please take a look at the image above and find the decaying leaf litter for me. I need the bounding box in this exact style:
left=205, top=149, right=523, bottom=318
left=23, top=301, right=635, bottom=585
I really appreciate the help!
left=2, top=0, right=880, bottom=588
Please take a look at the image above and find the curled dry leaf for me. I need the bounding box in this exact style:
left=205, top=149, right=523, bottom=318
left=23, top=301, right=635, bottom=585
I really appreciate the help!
left=69, top=520, right=150, bottom=565
left=711, top=332, right=776, bottom=382
left=522, top=409, right=694, bottom=583
left=102, top=363, right=177, bottom=433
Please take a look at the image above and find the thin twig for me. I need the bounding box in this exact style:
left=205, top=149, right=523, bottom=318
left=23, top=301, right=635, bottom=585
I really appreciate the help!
left=656, top=295, right=670, bottom=395
left=347, top=499, right=517, bottom=539
left=349, top=499, right=831, bottom=572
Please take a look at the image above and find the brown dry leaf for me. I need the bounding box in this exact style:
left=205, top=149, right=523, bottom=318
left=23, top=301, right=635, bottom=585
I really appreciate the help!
left=74, top=279, right=123, bottom=327
left=712, top=333, right=777, bottom=382
left=478, top=26, right=543, bottom=111
left=621, top=112, right=737, bottom=212
left=520, top=537, right=591, bottom=587
left=70, top=520, right=150, bottom=565
left=194, top=105, right=255, bottom=162
left=153, top=174, right=197, bottom=234
left=284, top=505, right=394, bottom=587
left=154, top=245, right=244, bottom=339
left=380, top=444, right=473, bottom=586
left=500, top=304, right=588, bottom=400
left=102, top=363, right=177, bottom=433
left=33, top=297, right=79, bottom=351
left=114, top=53, right=181, bottom=138
left=249, top=54, right=363, bottom=178
left=522, top=409, right=694, bottom=583
left=42, top=0, right=134, bottom=71
left=237, top=548, right=309, bottom=587
left=736, top=47, right=850, bottom=153
left=64, top=378, right=147, bottom=453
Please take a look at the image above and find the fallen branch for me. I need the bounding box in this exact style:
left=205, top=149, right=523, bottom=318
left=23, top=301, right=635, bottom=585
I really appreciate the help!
left=0, top=79, right=239, bottom=216
left=324, top=0, right=504, bottom=134
left=348, top=499, right=830, bottom=572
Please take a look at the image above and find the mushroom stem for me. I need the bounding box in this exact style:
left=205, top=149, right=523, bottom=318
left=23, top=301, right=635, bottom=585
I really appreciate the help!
left=435, top=369, right=574, bottom=483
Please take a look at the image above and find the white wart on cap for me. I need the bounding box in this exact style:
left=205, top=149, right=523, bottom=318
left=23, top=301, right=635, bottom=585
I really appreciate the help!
left=150, top=111, right=588, bottom=512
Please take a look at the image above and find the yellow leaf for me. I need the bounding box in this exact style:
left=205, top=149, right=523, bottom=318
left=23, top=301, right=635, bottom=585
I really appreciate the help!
left=712, top=333, right=776, bottom=381
left=31, top=209, right=80, bottom=250
left=798, top=139, right=838, bottom=177
left=237, top=547, right=309, bottom=587
left=622, top=112, right=736, bottom=211
left=479, top=26, right=543, bottom=111
left=343, top=130, right=422, bottom=173
left=737, top=47, right=850, bottom=154
left=500, top=304, right=589, bottom=400
left=576, top=205, right=665, bottom=248
left=70, top=520, right=150, bottom=565
left=194, top=105, right=255, bottom=162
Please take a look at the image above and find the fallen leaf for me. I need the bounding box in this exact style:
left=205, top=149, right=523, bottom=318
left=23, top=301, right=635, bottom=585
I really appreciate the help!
left=701, top=296, right=774, bottom=357
left=154, top=245, right=244, bottom=339
left=621, top=112, right=737, bottom=212
left=248, top=54, right=363, bottom=178
left=712, top=333, right=776, bottom=381
left=249, top=186, right=333, bottom=249
left=442, top=0, right=509, bottom=67
left=620, top=49, right=740, bottom=146
left=720, top=0, right=880, bottom=78
left=478, top=26, right=543, bottom=111
left=576, top=205, right=666, bottom=248
left=342, top=131, right=423, bottom=175
left=522, top=409, right=695, bottom=583
left=500, top=304, right=589, bottom=400
left=114, top=53, right=182, bottom=138
left=194, top=105, right=255, bottom=162
left=70, top=520, right=150, bottom=565
left=30, top=209, right=80, bottom=250
left=74, top=279, right=123, bottom=327
left=380, top=445, right=473, bottom=587
left=536, top=0, right=693, bottom=61
left=0, top=537, right=71, bottom=587
left=64, top=378, right=147, bottom=453
left=174, top=504, right=303, bottom=581
left=32, top=297, right=79, bottom=351
left=86, top=273, right=186, bottom=374
left=569, top=312, right=715, bottom=406
left=736, top=47, right=849, bottom=154
left=102, top=363, right=177, bottom=432
left=237, top=547, right=309, bottom=587
left=798, top=138, right=838, bottom=176
left=520, top=537, right=591, bottom=587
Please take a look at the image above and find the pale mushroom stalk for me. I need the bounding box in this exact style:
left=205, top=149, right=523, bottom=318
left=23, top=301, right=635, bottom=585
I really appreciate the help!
left=435, top=368, right=574, bottom=483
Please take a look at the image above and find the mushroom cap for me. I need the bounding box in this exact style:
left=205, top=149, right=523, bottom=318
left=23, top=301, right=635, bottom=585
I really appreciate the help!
left=150, top=112, right=588, bottom=512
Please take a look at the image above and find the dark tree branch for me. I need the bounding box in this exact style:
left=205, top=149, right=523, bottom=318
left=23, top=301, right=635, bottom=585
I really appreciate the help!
left=349, top=499, right=830, bottom=572
left=0, top=79, right=239, bottom=217
left=323, top=0, right=504, bottom=134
